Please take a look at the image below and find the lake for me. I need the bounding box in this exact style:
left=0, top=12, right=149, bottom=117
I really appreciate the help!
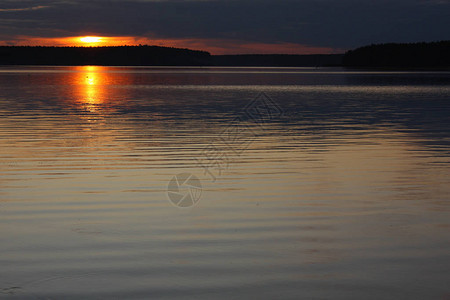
left=0, top=66, right=449, bottom=299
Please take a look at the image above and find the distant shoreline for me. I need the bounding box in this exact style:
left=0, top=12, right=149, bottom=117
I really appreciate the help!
left=0, top=45, right=343, bottom=67
left=344, top=41, right=450, bottom=69
left=0, top=41, right=448, bottom=68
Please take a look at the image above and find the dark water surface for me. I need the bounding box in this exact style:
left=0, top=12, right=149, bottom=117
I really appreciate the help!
left=0, top=66, right=449, bottom=299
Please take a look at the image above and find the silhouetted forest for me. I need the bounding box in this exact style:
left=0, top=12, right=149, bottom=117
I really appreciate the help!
left=2, top=42, right=448, bottom=67
left=0, top=45, right=344, bottom=66
left=0, top=45, right=211, bottom=66
left=344, top=41, right=450, bottom=68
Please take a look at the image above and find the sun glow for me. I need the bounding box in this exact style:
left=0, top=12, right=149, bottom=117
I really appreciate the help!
left=79, top=36, right=103, bottom=44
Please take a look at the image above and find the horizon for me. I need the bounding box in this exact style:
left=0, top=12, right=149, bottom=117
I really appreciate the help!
left=0, top=35, right=342, bottom=55
left=1, top=40, right=448, bottom=57
left=1, top=41, right=448, bottom=68
left=0, top=42, right=349, bottom=56
left=0, top=37, right=341, bottom=56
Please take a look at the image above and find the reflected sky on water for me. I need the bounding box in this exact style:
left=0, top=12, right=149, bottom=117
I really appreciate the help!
left=0, top=67, right=449, bottom=299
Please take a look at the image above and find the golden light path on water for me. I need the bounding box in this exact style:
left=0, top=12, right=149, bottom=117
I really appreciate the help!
left=83, top=66, right=103, bottom=112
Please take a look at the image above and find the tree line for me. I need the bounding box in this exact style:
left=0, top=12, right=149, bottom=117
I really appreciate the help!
left=0, top=45, right=343, bottom=67
left=0, top=45, right=211, bottom=66
left=1, top=41, right=448, bottom=68
left=343, top=41, right=450, bottom=68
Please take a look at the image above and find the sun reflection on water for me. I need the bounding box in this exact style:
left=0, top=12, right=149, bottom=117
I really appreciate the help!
left=79, top=66, right=105, bottom=113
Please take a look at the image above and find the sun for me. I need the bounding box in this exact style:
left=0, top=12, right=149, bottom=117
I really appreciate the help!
left=79, top=36, right=103, bottom=44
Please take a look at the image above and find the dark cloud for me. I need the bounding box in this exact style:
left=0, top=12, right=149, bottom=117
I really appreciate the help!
left=1, top=0, right=449, bottom=50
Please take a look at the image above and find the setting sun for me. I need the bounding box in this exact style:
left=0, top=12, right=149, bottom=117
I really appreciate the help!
left=79, top=36, right=103, bottom=44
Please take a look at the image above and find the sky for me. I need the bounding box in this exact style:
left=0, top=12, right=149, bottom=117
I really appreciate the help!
left=0, top=0, right=449, bottom=54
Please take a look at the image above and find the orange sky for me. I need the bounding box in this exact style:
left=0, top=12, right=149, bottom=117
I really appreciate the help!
left=0, top=36, right=340, bottom=55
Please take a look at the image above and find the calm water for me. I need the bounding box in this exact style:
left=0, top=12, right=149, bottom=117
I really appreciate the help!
left=0, top=66, right=449, bottom=299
